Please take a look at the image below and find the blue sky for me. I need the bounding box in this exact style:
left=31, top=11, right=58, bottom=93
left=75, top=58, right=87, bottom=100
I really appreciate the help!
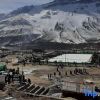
left=0, top=0, right=53, bottom=13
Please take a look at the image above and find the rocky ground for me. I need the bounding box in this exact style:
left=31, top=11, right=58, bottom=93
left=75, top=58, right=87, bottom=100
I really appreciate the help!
left=0, top=55, right=100, bottom=100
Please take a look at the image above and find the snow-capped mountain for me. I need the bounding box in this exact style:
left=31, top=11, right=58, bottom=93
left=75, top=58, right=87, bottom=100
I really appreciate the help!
left=0, top=0, right=100, bottom=45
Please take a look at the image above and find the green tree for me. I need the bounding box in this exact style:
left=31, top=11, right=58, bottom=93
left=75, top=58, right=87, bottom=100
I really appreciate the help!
left=91, top=53, right=99, bottom=65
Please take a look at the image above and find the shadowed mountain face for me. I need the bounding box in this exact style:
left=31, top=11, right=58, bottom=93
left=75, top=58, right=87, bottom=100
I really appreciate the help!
left=9, top=0, right=100, bottom=16
left=0, top=0, right=100, bottom=47
left=10, top=5, right=35, bottom=16
left=0, top=14, right=6, bottom=20
left=54, top=0, right=95, bottom=3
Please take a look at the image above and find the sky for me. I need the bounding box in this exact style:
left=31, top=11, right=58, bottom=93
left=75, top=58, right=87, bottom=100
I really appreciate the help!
left=0, top=0, right=53, bottom=13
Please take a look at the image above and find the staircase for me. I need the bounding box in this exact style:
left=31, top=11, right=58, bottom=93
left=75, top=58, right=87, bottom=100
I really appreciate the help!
left=17, top=84, right=50, bottom=96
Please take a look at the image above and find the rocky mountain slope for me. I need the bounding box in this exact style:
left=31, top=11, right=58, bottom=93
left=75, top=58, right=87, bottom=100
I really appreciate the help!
left=0, top=0, right=100, bottom=46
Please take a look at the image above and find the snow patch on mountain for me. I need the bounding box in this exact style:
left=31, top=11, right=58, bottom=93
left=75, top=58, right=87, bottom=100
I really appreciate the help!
left=0, top=1, right=100, bottom=44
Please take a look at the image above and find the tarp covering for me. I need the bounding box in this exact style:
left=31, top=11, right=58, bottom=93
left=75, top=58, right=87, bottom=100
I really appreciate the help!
left=49, top=54, right=92, bottom=63
left=0, top=64, right=6, bottom=71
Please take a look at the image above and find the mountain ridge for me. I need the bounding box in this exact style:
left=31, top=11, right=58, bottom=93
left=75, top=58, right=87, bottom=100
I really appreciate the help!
left=0, top=0, right=100, bottom=46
